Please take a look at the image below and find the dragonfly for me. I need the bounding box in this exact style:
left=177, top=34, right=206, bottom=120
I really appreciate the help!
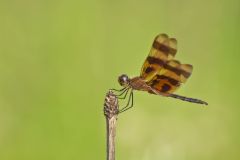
left=112, top=33, right=208, bottom=113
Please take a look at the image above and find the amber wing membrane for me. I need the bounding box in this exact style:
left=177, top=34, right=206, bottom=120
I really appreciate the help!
left=140, top=34, right=177, bottom=82
left=148, top=60, right=193, bottom=94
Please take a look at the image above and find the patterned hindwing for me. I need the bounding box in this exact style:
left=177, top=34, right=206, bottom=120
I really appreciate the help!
left=148, top=60, right=193, bottom=94
left=140, top=34, right=178, bottom=82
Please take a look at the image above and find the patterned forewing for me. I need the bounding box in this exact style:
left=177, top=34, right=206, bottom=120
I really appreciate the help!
left=148, top=60, right=193, bottom=94
left=140, top=34, right=178, bottom=82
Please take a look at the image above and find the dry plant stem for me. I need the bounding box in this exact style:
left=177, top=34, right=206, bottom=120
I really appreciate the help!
left=104, top=90, right=119, bottom=160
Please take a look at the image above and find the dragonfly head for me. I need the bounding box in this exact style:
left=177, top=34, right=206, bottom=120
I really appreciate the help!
left=118, top=74, right=130, bottom=87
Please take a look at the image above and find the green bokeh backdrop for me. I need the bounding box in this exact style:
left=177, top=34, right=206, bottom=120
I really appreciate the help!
left=0, top=0, right=240, bottom=159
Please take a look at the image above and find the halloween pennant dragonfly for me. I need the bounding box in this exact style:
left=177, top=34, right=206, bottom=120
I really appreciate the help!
left=112, top=33, right=208, bottom=113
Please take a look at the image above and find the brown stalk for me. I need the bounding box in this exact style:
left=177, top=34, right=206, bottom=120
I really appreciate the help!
left=104, top=90, right=119, bottom=160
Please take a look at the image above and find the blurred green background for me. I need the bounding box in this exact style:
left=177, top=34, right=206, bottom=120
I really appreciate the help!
left=0, top=0, right=240, bottom=159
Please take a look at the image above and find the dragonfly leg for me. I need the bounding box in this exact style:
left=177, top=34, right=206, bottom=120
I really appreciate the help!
left=110, top=87, right=127, bottom=92
left=118, top=88, right=130, bottom=99
left=119, top=90, right=134, bottom=113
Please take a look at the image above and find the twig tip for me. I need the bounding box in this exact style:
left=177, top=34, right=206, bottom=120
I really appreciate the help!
left=104, top=90, right=119, bottom=118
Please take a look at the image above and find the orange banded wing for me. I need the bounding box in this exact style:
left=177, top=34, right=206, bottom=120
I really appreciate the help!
left=140, top=34, right=178, bottom=82
left=148, top=60, right=193, bottom=94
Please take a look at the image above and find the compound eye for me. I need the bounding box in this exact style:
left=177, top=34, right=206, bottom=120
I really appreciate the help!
left=118, top=74, right=129, bottom=86
left=122, top=76, right=128, bottom=82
